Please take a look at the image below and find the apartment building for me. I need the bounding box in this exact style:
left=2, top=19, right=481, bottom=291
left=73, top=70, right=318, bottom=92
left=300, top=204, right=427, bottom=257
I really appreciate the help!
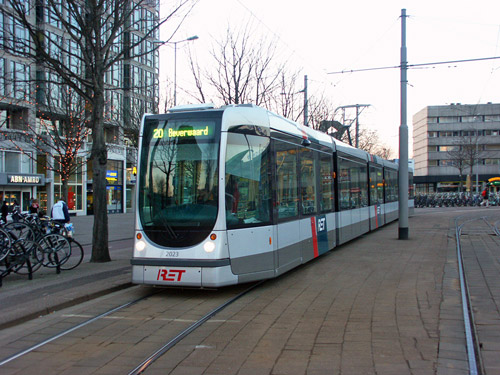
left=413, top=103, right=500, bottom=193
left=0, top=1, right=159, bottom=214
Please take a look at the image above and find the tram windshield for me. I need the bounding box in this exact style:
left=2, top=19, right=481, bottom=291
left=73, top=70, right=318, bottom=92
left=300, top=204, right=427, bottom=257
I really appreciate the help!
left=138, top=113, right=221, bottom=247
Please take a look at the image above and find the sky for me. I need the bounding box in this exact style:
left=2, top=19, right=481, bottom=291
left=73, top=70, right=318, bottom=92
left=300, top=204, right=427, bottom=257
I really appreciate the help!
left=158, top=0, right=500, bottom=157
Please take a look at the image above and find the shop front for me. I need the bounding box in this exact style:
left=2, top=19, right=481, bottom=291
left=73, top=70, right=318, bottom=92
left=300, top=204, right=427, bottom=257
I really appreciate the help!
left=0, top=172, right=46, bottom=212
left=86, top=159, right=124, bottom=214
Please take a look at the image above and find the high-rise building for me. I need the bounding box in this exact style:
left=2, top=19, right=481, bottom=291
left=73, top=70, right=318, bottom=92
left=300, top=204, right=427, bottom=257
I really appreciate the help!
left=0, top=1, right=159, bottom=215
left=413, top=103, right=500, bottom=193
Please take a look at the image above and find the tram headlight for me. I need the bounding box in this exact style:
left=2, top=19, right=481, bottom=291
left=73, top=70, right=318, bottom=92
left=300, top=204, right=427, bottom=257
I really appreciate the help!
left=203, top=241, right=215, bottom=253
left=135, top=239, right=146, bottom=252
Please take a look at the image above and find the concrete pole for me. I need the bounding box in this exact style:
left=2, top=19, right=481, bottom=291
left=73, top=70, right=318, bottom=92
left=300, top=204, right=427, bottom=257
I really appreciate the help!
left=304, top=75, right=308, bottom=126
left=355, top=105, right=359, bottom=148
left=173, top=41, right=178, bottom=106
left=399, top=8, right=409, bottom=240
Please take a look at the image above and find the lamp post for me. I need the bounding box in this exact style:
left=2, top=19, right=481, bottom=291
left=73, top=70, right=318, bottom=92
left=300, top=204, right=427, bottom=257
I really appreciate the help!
left=172, top=35, right=198, bottom=106
left=153, top=35, right=199, bottom=107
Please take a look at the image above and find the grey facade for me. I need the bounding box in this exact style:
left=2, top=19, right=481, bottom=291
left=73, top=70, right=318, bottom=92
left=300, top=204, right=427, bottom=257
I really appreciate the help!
left=413, top=103, right=500, bottom=192
left=0, top=1, right=159, bottom=214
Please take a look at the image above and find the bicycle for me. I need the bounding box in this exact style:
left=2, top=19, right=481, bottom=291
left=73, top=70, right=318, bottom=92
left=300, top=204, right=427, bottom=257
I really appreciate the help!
left=47, top=221, right=84, bottom=271
left=3, top=213, right=72, bottom=273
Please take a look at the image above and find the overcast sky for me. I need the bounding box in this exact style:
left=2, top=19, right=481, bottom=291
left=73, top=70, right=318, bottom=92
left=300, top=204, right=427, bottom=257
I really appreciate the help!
left=159, top=0, right=500, bottom=156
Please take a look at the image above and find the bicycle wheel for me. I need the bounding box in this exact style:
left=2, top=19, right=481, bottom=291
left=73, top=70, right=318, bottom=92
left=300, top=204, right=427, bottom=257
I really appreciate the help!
left=38, top=233, right=71, bottom=268
left=2, top=243, right=27, bottom=274
left=60, top=239, right=84, bottom=270
left=0, top=228, right=12, bottom=262
left=5, top=222, right=36, bottom=242
left=13, top=240, right=44, bottom=275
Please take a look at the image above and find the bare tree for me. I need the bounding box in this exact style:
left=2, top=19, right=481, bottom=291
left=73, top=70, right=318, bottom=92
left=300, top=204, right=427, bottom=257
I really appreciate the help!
left=189, top=22, right=283, bottom=106
left=4, top=86, right=89, bottom=204
left=5, top=0, right=195, bottom=262
left=447, top=130, right=482, bottom=190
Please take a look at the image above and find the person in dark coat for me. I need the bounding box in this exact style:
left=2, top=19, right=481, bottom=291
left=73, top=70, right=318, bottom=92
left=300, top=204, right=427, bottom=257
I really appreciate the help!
left=1, top=201, right=8, bottom=223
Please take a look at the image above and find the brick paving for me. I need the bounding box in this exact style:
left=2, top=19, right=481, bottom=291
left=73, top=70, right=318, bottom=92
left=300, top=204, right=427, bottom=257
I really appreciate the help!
left=1, top=208, right=499, bottom=374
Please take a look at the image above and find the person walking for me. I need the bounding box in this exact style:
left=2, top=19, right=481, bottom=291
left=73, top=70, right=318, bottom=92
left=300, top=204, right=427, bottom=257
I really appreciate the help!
left=481, top=185, right=490, bottom=207
left=51, top=198, right=70, bottom=224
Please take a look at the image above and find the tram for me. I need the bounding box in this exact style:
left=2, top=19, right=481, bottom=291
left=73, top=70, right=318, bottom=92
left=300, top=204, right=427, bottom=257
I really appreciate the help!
left=131, top=104, right=410, bottom=288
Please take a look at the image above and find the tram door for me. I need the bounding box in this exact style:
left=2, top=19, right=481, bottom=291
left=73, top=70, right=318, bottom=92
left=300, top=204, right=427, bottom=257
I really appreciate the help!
left=225, top=131, right=275, bottom=279
left=275, top=141, right=302, bottom=273
left=369, top=166, right=384, bottom=229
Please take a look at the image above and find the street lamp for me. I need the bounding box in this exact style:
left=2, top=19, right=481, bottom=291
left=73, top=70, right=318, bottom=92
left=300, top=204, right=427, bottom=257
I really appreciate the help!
left=153, top=35, right=199, bottom=106
left=173, top=35, right=198, bottom=106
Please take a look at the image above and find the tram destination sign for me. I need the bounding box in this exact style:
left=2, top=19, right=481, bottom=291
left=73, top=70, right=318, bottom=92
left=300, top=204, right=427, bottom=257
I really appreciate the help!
left=147, top=119, right=216, bottom=142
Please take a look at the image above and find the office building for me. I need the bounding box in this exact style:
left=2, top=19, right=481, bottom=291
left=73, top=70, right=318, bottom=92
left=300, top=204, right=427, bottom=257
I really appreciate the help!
left=0, top=1, right=159, bottom=214
left=413, top=103, right=500, bottom=193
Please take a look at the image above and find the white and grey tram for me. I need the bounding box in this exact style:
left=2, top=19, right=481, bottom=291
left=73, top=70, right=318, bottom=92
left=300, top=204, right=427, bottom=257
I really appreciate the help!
left=131, top=104, right=411, bottom=288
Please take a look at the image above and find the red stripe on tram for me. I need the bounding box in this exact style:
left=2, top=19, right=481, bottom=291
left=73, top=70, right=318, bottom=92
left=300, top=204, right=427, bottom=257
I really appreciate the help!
left=311, top=217, right=319, bottom=258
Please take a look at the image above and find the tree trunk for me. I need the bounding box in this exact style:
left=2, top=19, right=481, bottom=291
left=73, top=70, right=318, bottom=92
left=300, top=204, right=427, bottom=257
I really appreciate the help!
left=61, top=180, right=69, bottom=205
left=90, top=92, right=111, bottom=262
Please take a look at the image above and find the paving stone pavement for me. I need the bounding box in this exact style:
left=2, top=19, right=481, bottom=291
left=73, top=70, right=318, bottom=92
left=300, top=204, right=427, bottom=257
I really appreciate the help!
left=1, top=208, right=500, bottom=374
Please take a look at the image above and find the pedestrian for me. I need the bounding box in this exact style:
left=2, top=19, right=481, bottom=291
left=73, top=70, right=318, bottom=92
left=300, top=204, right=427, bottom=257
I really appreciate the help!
left=29, top=198, right=39, bottom=214
left=51, top=198, right=70, bottom=224
left=1, top=201, right=8, bottom=223
left=11, top=200, right=21, bottom=222
left=481, top=185, right=490, bottom=207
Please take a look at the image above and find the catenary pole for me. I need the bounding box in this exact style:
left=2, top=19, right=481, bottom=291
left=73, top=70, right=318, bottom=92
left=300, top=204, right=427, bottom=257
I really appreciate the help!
left=304, top=75, right=308, bottom=126
left=399, top=8, right=409, bottom=239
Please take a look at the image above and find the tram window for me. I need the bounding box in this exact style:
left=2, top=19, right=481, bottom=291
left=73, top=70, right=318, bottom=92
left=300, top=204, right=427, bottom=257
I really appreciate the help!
left=384, top=169, right=398, bottom=202
left=275, top=140, right=299, bottom=219
left=369, top=166, right=383, bottom=205
left=225, top=133, right=271, bottom=228
left=339, top=158, right=368, bottom=210
left=319, top=153, right=334, bottom=212
left=300, top=148, right=317, bottom=215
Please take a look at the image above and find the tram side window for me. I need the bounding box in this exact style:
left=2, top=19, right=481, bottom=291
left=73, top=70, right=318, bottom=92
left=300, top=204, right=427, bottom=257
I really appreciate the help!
left=339, top=158, right=368, bottom=210
left=319, top=153, right=334, bottom=212
left=275, top=140, right=299, bottom=219
left=358, top=163, right=368, bottom=207
left=369, top=166, right=383, bottom=205
left=385, top=169, right=398, bottom=202
left=225, top=133, right=271, bottom=228
left=300, top=148, right=317, bottom=215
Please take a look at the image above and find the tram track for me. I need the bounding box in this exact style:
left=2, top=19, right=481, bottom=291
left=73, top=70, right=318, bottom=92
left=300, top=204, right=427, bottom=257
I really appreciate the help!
left=0, top=281, right=262, bottom=373
left=454, top=213, right=500, bottom=375
left=0, top=287, right=160, bottom=367
left=128, top=281, right=263, bottom=375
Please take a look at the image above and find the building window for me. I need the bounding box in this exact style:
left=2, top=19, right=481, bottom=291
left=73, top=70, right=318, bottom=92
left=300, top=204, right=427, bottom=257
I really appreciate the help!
left=462, top=116, right=481, bottom=122
left=440, top=131, right=459, bottom=137
left=484, top=130, right=500, bottom=136
left=438, top=116, right=459, bottom=123
left=0, top=58, right=4, bottom=97
left=462, top=130, right=480, bottom=137
left=485, top=115, right=500, bottom=122
left=439, top=146, right=459, bottom=152
left=428, top=131, right=438, bottom=138
left=10, top=61, right=30, bottom=100
left=1, top=151, right=32, bottom=173
left=440, top=160, right=454, bottom=166
left=484, top=144, right=500, bottom=151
